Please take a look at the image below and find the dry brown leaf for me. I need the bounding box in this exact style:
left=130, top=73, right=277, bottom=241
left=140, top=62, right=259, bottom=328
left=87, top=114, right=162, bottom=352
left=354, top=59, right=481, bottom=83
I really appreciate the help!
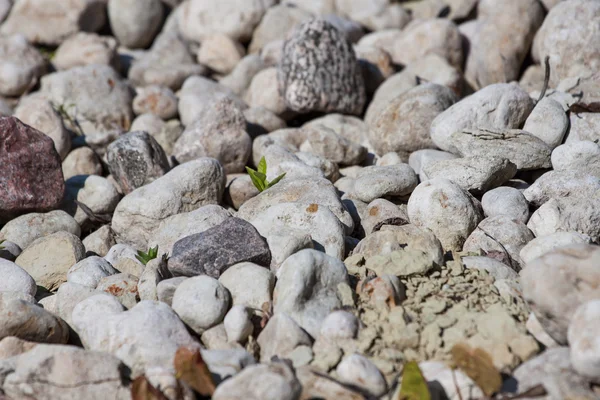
left=174, top=347, right=216, bottom=396
left=131, top=376, right=169, bottom=400
left=451, top=343, right=502, bottom=397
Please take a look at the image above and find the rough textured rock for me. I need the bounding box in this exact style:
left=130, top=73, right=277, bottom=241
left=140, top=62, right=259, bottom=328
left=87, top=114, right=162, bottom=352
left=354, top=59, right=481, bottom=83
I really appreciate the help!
left=523, top=170, right=600, bottom=207
left=0, top=210, right=80, bottom=250
left=368, top=83, right=458, bottom=158
left=299, top=125, right=366, bottom=166
left=532, top=0, right=600, bottom=85
left=430, top=83, right=534, bottom=153
left=132, top=85, right=178, bottom=121
left=0, top=345, right=131, bottom=400
left=15, top=231, right=86, bottom=291
left=173, top=98, right=251, bottom=173
left=552, top=140, right=600, bottom=179
left=451, top=128, right=552, bottom=171
left=520, top=231, right=592, bottom=266
left=274, top=249, right=349, bottom=337
left=422, top=157, right=517, bottom=195
left=0, top=35, right=46, bottom=97
left=257, top=313, right=312, bottom=361
left=521, top=244, right=600, bottom=344
left=0, top=0, right=107, bottom=46
left=53, top=32, right=118, bottom=71
left=111, top=158, right=225, bottom=249
left=168, top=218, right=271, bottom=278
left=568, top=299, right=600, bottom=379
left=106, top=131, right=170, bottom=194
left=407, top=179, right=483, bottom=252
left=108, top=0, right=164, bottom=49
left=0, top=117, right=65, bottom=223
left=278, top=18, right=366, bottom=116
left=0, top=258, right=36, bottom=296
left=198, top=34, right=245, bottom=75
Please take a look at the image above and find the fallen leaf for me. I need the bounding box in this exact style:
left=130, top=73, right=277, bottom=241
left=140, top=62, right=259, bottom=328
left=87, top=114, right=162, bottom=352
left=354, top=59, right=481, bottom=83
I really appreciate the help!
left=174, top=347, right=216, bottom=396
left=131, top=376, right=169, bottom=400
left=398, top=361, right=431, bottom=400
left=451, top=343, right=502, bottom=397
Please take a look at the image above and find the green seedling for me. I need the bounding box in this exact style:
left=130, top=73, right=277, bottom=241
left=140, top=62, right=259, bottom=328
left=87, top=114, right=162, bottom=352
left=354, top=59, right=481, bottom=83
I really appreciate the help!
left=136, top=245, right=159, bottom=266
left=0, top=240, right=5, bottom=251
left=245, top=156, right=286, bottom=192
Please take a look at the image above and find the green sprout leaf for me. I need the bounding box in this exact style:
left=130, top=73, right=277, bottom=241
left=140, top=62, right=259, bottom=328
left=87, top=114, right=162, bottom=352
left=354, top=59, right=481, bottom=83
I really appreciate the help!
left=246, top=157, right=285, bottom=192
left=398, top=361, right=431, bottom=400
left=0, top=239, right=5, bottom=251
left=136, top=245, right=159, bottom=266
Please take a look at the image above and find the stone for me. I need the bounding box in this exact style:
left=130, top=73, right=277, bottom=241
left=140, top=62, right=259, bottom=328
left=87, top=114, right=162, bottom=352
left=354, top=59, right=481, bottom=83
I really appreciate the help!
left=0, top=294, right=69, bottom=343
left=408, top=149, right=459, bottom=178
left=336, top=354, right=387, bottom=397
left=354, top=224, right=444, bottom=267
left=0, top=345, right=131, bottom=400
left=319, top=310, right=359, bottom=340
left=130, top=114, right=183, bottom=156
left=156, top=276, right=187, bottom=306
left=67, top=256, right=119, bottom=289
left=461, top=256, right=518, bottom=281
left=451, top=128, right=552, bottom=171
left=224, top=305, right=253, bottom=343
left=220, top=54, right=266, bottom=96
left=465, top=0, right=544, bottom=88
left=53, top=32, right=118, bottom=71
left=567, top=112, right=600, bottom=143
left=106, top=131, right=170, bottom=194
left=0, top=210, right=80, bottom=250
left=0, top=259, right=36, bottom=296
left=520, top=231, right=592, bottom=266
left=481, top=187, right=530, bottom=224
left=392, top=19, right=463, bottom=69
left=243, top=107, right=287, bottom=137
left=62, top=147, right=103, bottom=179
left=422, top=157, right=517, bottom=195
left=250, top=202, right=346, bottom=260
left=510, top=347, right=598, bottom=400
left=212, top=361, right=302, bottom=400
left=245, top=68, right=287, bottom=116
left=413, top=361, right=483, bottom=400
left=219, top=262, right=275, bottom=310
left=365, top=248, right=436, bottom=278
left=178, top=0, right=275, bottom=43
left=523, top=170, right=600, bottom=207
left=296, top=365, right=364, bottom=400
left=128, top=32, right=207, bottom=91
left=568, top=300, right=600, bottom=379
left=368, top=83, right=458, bottom=158
left=0, top=35, right=46, bottom=97
left=172, top=276, right=230, bottom=334
left=72, top=297, right=201, bottom=378
left=40, top=64, right=133, bottom=136
left=132, top=85, right=178, bottom=120
left=407, top=178, right=483, bottom=252
left=552, top=140, right=600, bottom=179
left=104, top=244, right=145, bottom=277
left=0, top=117, right=65, bottom=223
left=299, top=125, right=367, bottom=166
left=521, top=244, right=600, bottom=344
left=237, top=176, right=354, bottom=235
left=532, top=0, right=600, bottom=85
left=248, top=4, right=312, bottom=54
left=198, top=34, right=245, bottom=75
left=168, top=218, right=271, bottom=278
left=463, top=215, right=535, bottom=270
left=173, top=98, right=251, bottom=173
left=278, top=18, right=366, bottom=116
left=62, top=175, right=120, bottom=228
left=14, top=96, right=70, bottom=160
left=97, top=273, right=139, bottom=309
left=137, top=256, right=169, bottom=302
left=0, top=0, right=107, bottom=46
left=226, top=175, right=260, bottom=210
left=526, top=312, right=559, bottom=349
left=148, top=204, right=232, bottom=256
left=83, top=225, right=116, bottom=257
left=54, top=282, right=99, bottom=326
left=360, top=199, right=408, bottom=235
left=0, top=240, right=21, bottom=262
left=15, top=231, right=86, bottom=291
left=274, top=249, right=349, bottom=337
left=257, top=313, right=312, bottom=362
left=522, top=98, right=569, bottom=149
left=108, top=0, right=164, bottom=49
left=527, top=196, right=600, bottom=242
left=430, top=83, right=534, bottom=153
left=111, top=158, right=225, bottom=249
left=263, top=227, right=313, bottom=272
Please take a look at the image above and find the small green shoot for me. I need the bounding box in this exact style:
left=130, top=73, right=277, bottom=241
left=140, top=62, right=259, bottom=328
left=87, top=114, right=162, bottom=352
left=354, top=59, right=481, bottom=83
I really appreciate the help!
left=136, top=246, right=159, bottom=266
left=245, top=156, right=286, bottom=192
left=0, top=240, right=5, bottom=251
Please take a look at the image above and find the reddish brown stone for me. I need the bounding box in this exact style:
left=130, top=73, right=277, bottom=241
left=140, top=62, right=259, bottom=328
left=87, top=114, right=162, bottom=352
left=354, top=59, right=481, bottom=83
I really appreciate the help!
left=0, top=116, right=65, bottom=223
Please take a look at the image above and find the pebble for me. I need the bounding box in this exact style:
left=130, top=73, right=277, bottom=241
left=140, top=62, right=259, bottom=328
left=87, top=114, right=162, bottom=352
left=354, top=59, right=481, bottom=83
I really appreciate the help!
left=0, top=258, right=37, bottom=297
left=67, top=256, right=119, bottom=289
left=218, top=262, right=275, bottom=310
left=481, top=187, right=530, bottom=224
left=568, top=299, right=600, bottom=379
left=108, top=0, right=163, bottom=49
left=53, top=32, right=117, bottom=71
left=350, top=164, right=418, bottom=203
left=97, top=273, right=139, bottom=309
left=132, top=85, right=178, bottom=120
left=552, top=140, right=600, bottom=179
left=223, top=305, right=253, bottom=343
left=62, top=147, right=103, bottom=179
left=0, top=210, right=80, bottom=250
left=520, top=231, right=592, bottom=266
left=336, top=354, right=387, bottom=397
left=319, top=310, right=359, bottom=340
left=0, top=35, right=46, bottom=97
left=257, top=313, right=312, bottom=361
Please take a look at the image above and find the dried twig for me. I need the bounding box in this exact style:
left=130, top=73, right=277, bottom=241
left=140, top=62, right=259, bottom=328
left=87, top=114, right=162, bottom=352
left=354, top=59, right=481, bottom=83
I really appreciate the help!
left=537, top=56, right=551, bottom=103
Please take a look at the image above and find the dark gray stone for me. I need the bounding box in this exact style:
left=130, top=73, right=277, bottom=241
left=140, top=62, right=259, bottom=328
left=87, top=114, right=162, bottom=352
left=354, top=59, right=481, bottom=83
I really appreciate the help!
left=168, top=218, right=271, bottom=278
left=106, top=131, right=170, bottom=194
left=278, top=18, right=366, bottom=116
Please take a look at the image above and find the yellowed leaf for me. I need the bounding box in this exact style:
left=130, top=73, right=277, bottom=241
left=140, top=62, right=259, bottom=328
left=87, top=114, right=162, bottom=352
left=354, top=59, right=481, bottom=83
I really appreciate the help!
left=174, top=347, right=216, bottom=396
left=451, top=343, right=502, bottom=397
left=131, top=376, right=168, bottom=400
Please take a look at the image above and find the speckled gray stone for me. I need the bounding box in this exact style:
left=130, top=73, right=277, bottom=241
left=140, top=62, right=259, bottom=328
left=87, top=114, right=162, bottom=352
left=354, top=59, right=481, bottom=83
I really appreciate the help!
left=278, top=18, right=366, bottom=116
